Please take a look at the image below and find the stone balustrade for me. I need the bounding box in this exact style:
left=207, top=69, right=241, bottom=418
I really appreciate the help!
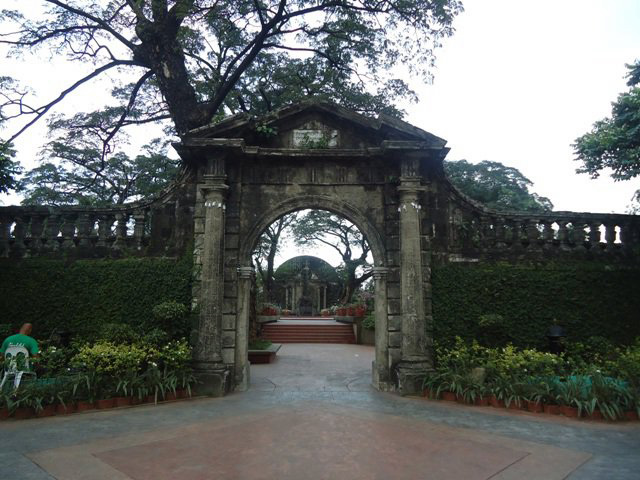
left=0, top=205, right=155, bottom=258
left=454, top=211, right=640, bottom=257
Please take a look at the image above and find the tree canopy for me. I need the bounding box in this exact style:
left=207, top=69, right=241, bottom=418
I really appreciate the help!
left=291, top=210, right=371, bottom=304
left=1, top=0, right=462, bottom=161
left=574, top=61, right=640, bottom=210
left=0, top=138, right=21, bottom=196
left=445, top=159, right=553, bottom=212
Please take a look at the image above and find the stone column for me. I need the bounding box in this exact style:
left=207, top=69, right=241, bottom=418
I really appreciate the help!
left=192, top=174, right=230, bottom=396
left=372, top=267, right=392, bottom=391
left=235, top=266, right=254, bottom=391
left=396, top=159, right=433, bottom=394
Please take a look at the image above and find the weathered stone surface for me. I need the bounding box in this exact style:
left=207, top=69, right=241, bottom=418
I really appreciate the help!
left=1, top=101, right=638, bottom=397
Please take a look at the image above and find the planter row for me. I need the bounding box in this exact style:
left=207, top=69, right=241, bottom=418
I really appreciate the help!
left=0, top=389, right=194, bottom=421
left=424, top=389, right=640, bottom=422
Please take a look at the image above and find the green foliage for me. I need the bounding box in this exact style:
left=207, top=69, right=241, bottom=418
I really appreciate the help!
left=0, top=257, right=192, bottom=342
left=1, top=0, right=462, bottom=149
left=574, top=61, right=640, bottom=182
left=0, top=137, right=22, bottom=195
left=21, top=136, right=179, bottom=206
left=574, top=61, right=640, bottom=211
left=432, top=263, right=640, bottom=349
left=71, top=342, right=150, bottom=375
left=362, top=312, right=375, bottom=330
left=291, top=210, right=372, bottom=304
left=151, top=301, right=190, bottom=339
left=427, top=338, right=640, bottom=418
left=445, top=160, right=553, bottom=212
left=248, top=339, right=273, bottom=350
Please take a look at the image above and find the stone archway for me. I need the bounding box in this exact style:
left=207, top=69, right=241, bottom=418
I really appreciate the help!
left=235, top=196, right=391, bottom=393
left=178, top=101, right=448, bottom=397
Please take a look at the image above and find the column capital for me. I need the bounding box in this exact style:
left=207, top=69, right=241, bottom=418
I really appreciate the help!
left=237, top=266, right=255, bottom=280
left=372, top=267, right=389, bottom=280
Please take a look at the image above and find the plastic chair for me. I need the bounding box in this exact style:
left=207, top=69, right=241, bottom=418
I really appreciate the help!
left=0, top=345, right=37, bottom=390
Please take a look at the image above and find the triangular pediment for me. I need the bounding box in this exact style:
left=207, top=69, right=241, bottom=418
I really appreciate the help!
left=186, top=101, right=447, bottom=150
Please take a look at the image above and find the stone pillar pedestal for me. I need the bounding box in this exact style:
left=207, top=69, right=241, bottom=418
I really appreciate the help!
left=372, top=267, right=393, bottom=391
left=395, top=167, right=434, bottom=395
left=235, top=266, right=254, bottom=391
left=192, top=174, right=230, bottom=397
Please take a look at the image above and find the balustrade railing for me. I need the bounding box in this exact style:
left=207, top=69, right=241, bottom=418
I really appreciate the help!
left=0, top=205, right=155, bottom=258
left=455, top=211, right=640, bottom=256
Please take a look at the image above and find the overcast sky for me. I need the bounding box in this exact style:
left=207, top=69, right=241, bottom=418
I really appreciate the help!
left=1, top=1, right=639, bottom=243
left=405, top=0, right=640, bottom=214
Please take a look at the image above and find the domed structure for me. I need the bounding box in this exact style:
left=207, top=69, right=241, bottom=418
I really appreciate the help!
left=273, top=256, right=342, bottom=315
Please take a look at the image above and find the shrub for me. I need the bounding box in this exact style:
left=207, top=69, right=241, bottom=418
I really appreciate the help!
left=71, top=342, right=152, bottom=375
left=151, top=301, right=190, bottom=339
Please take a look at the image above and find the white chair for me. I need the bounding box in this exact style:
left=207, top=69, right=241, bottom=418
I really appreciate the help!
left=0, top=345, right=37, bottom=390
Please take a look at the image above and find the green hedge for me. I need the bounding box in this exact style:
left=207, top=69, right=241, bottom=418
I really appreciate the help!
left=0, top=256, right=192, bottom=341
left=432, top=263, right=640, bottom=349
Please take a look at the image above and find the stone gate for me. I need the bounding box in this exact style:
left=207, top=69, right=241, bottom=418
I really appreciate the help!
left=1, top=101, right=639, bottom=396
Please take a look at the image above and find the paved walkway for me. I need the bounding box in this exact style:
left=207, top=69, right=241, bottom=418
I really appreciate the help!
left=2, top=344, right=639, bottom=479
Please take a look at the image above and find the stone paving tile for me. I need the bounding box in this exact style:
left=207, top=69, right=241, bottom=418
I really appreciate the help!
left=1, top=344, right=639, bottom=479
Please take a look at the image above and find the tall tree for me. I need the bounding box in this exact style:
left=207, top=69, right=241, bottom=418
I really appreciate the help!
left=291, top=210, right=371, bottom=304
left=1, top=0, right=462, bottom=164
left=20, top=112, right=179, bottom=206
left=0, top=138, right=21, bottom=196
left=253, top=212, right=298, bottom=303
left=445, top=160, right=553, bottom=212
left=574, top=60, right=640, bottom=210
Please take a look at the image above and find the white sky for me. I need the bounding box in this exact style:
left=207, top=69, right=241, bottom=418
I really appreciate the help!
left=1, top=1, right=639, bottom=247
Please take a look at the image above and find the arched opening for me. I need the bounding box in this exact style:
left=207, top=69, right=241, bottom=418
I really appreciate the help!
left=234, top=198, right=390, bottom=393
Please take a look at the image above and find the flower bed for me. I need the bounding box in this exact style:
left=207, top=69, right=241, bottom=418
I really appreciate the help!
left=422, top=337, right=640, bottom=421
left=0, top=338, right=198, bottom=420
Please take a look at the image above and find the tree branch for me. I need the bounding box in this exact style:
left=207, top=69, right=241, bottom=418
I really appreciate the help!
left=7, top=60, right=140, bottom=144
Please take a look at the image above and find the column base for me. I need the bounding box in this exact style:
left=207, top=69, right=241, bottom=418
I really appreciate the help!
left=395, top=361, right=434, bottom=396
left=371, top=361, right=395, bottom=392
left=234, top=363, right=250, bottom=392
left=193, top=363, right=231, bottom=397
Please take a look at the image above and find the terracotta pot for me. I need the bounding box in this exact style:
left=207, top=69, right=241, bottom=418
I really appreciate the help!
left=97, top=398, right=115, bottom=409
left=145, top=395, right=157, bottom=404
left=561, top=405, right=579, bottom=418
left=475, top=396, right=490, bottom=407
left=441, top=391, right=457, bottom=402
left=13, top=407, right=34, bottom=420
left=489, top=395, right=505, bottom=408
left=346, top=307, right=355, bottom=316
left=586, top=409, right=603, bottom=420
left=526, top=400, right=543, bottom=413
left=507, top=401, right=522, bottom=410
left=543, top=404, right=561, bottom=415
left=36, top=404, right=57, bottom=418
left=76, top=401, right=95, bottom=412
left=56, top=403, right=75, bottom=415
left=130, top=396, right=144, bottom=405
left=165, top=392, right=178, bottom=401
left=0, top=408, right=9, bottom=420
left=422, top=388, right=431, bottom=398
left=321, top=311, right=330, bottom=317
left=337, top=308, right=347, bottom=316
left=176, top=389, right=189, bottom=399
left=114, top=396, right=132, bottom=407
left=354, top=307, right=366, bottom=318
left=624, top=411, right=639, bottom=421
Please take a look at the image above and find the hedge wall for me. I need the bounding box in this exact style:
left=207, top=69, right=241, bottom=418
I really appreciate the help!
left=432, top=263, right=640, bottom=349
left=0, top=256, right=192, bottom=340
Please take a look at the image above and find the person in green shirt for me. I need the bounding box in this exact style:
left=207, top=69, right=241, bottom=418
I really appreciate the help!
left=1, top=323, right=39, bottom=362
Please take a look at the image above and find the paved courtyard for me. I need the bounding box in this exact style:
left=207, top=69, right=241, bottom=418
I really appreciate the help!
left=2, top=344, right=639, bottom=479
